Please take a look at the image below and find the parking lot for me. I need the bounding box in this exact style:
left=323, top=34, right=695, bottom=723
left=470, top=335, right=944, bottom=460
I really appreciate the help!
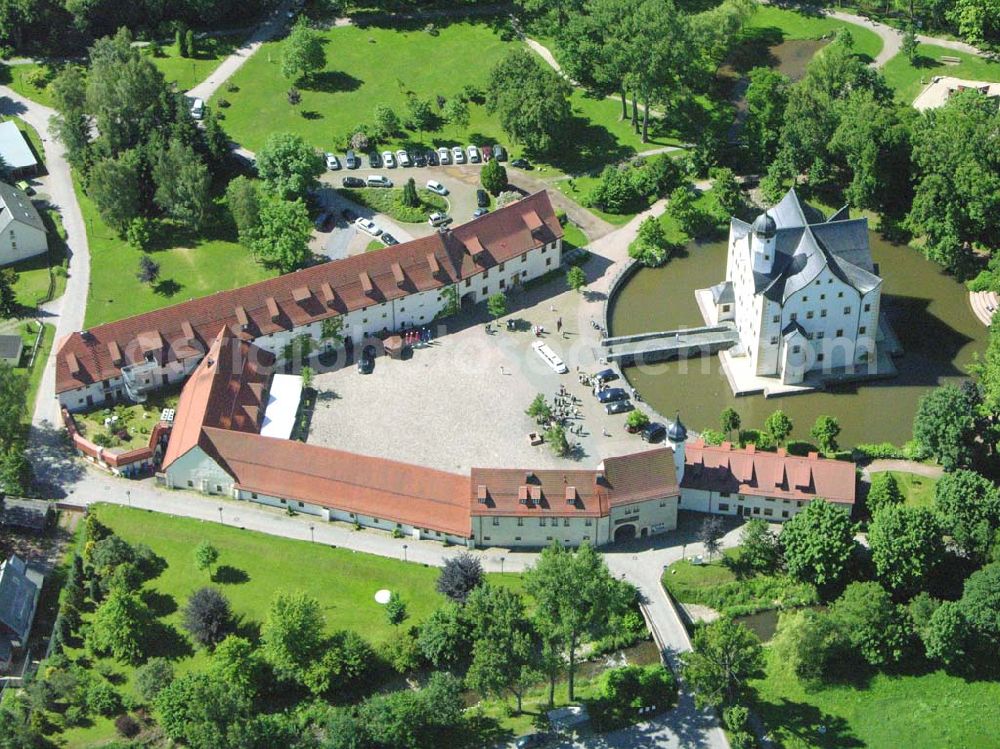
left=306, top=275, right=666, bottom=474
left=309, top=150, right=523, bottom=261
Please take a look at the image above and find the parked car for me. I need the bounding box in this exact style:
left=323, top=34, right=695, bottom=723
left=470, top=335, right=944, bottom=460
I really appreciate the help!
left=452, top=146, right=466, bottom=164
left=189, top=97, right=205, bottom=120
left=605, top=400, right=634, bottom=415
left=357, top=345, right=376, bottom=374
left=314, top=212, right=333, bottom=231
left=428, top=212, right=451, bottom=227
left=426, top=180, right=449, bottom=196
left=594, top=368, right=619, bottom=384
left=437, top=147, right=452, bottom=165
left=366, top=175, right=393, bottom=188
left=325, top=152, right=341, bottom=170
left=342, top=176, right=365, bottom=188
left=597, top=387, right=629, bottom=404
left=511, top=158, right=531, bottom=169
left=514, top=732, right=552, bottom=748
left=341, top=207, right=357, bottom=222
left=367, top=150, right=380, bottom=168
left=15, top=180, right=35, bottom=196
left=473, top=207, right=489, bottom=218
left=641, top=422, right=667, bottom=443
left=493, top=145, right=508, bottom=162
left=354, top=217, right=382, bottom=236
left=466, top=145, right=480, bottom=163
left=413, top=151, right=427, bottom=167
left=426, top=149, right=439, bottom=166
left=381, top=233, right=399, bottom=246
left=532, top=341, right=568, bottom=374
left=481, top=145, right=493, bottom=161
left=381, top=151, right=396, bottom=168
left=396, top=149, right=410, bottom=167
left=474, top=189, right=488, bottom=209
left=345, top=150, right=360, bottom=169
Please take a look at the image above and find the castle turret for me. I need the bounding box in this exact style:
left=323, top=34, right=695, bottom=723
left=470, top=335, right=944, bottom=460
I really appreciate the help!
left=666, top=412, right=687, bottom=484
left=751, top=212, right=777, bottom=275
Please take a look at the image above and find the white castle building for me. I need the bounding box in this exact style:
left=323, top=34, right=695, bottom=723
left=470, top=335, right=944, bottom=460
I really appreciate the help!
left=708, top=188, right=884, bottom=387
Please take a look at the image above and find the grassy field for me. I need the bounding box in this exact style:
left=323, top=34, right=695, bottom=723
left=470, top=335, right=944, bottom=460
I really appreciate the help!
left=0, top=62, right=57, bottom=108
left=76, top=179, right=275, bottom=327
left=339, top=185, right=448, bottom=223
left=145, top=35, right=242, bottom=92
left=562, top=220, right=588, bottom=251
left=883, top=44, right=1000, bottom=103
left=14, top=320, right=53, bottom=423
left=752, top=648, right=1000, bottom=748
left=871, top=470, right=939, bottom=509
left=744, top=7, right=884, bottom=64
left=216, top=21, right=680, bottom=176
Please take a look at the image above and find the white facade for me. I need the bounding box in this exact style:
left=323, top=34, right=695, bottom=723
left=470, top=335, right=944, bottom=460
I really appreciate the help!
left=679, top=487, right=850, bottom=522
left=0, top=183, right=47, bottom=267
left=719, top=190, right=882, bottom=386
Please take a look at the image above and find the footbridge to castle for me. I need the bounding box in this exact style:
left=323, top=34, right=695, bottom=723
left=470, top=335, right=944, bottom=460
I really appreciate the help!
left=601, top=324, right=740, bottom=365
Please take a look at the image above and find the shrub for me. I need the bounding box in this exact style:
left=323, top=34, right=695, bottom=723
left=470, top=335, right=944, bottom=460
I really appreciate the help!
left=589, top=665, right=677, bottom=732
left=86, top=680, right=122, bottom=717
left=114, top=713, right=141, bottom=738
left=738, top=429, right=774, bottom=451
left=436, top=553, right=484, bottom=603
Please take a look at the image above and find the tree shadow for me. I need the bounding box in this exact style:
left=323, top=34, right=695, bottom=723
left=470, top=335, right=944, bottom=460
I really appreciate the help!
left=300, top=110, right=322, bottom=120
left=154, top=278, right=183, bottom=297
left=754, top=696, right=864, bottom=747
left=911, top=54, right=939, bottom=69
left=213, top=564, right=249, bottom=585
left=144, top=620, right=194, bottom=661
left=304, top=70, right=363, bottom=93
left=141, top=589, right=177, bottom=618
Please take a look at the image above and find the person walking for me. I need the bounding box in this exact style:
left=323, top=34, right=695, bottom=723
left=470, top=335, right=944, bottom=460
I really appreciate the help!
left=556, top=317, right=562, bottom=332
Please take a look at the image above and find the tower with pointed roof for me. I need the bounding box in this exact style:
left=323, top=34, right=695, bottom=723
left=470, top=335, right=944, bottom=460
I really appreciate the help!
left=666, top=413, right=687, bottom=484
left=720, top=188, right=884, bottom=385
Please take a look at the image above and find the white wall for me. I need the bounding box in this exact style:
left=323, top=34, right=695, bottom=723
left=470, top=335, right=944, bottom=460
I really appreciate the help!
left=679, top=487, right=850, bottom=521
left=0, top=220, right=46, bottom=266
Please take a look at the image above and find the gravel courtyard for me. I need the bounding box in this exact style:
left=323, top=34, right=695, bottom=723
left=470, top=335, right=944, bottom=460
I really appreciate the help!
left=306, top=280, right=663, bottom=474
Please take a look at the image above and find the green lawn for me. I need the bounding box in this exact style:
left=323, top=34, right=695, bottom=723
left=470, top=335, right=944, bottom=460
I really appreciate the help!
left=744, top=7, right=884, bottom=64
left=753, top=649, right=1000, bottom=748
left=16, top=320, right=53, bottom=423
left=76, top=179, right=275, bottom=328
left=883, top=44, right=1000, bottom=103
left=216, top=22, right=680, bottom=177
left=145, top=35, right=242, bottom=92
left=11, top=205, right=68, bottom=309
left=0, top=62, right=57, bottom=108
left=554, top=175, right=650, bottom=227
left=339, top=186, right=448, bottom=223
left=562, top=220, right=588, bottom=251
left=872, top=470, right=939, bottom=509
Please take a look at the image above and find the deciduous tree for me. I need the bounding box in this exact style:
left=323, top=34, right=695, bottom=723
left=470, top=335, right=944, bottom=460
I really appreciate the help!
left=256, top=132, right=325, bottom=201
left=681, top=619, right=764, bottom=708
left=566, top=265, right=586, bottom=292
left=869, top=505, right=944, bottom=595
left=153, top=138, right=211, bottom=229
left=261, top=591, right=325, bottom=684
left=810, top=415, right=841, bottom=454
left=628, top=215, right=672, bottom=267
left=913, top=384, right=976, bottom=470
left=720, top=407, right=741, bottom=439
left=780, top=500, right=855, bottom=590
left=486, top=49, right=572, bottom=155
left=830, top=581, right=913, bottom=667
left=934, top=469, right=1000, bottom=562
left=194, top=541, right=219, bottom=577
left=281, top=19, right=326, bottom=83
left=247, top=196, right=312, bottom=272
left=481, top=159, right=507, bottom=196
left=740, top=519, right=780, bottom=574
left=88, top=588, right=151, bottom=664
left=765, top=410, right=793, bottom=445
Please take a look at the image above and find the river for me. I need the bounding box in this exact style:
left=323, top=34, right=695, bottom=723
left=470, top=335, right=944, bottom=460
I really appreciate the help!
left=609, top=233, right=987, bottom=446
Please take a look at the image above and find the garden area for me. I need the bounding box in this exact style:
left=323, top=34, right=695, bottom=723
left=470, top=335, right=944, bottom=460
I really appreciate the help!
left=0, top=62, right=57, bottom=107
left=338, top=185, right=448, bottom=223
left=213, top=20, right=680, bottom=176
left=883, top=43, right=1000, bottom=103
left=144, top=34, right=242, bottom=92
left=71, top=391, right=179, bottom=451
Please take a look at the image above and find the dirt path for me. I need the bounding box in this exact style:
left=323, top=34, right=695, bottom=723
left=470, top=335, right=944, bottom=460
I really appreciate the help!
left=861, top=459, right=944, bottom=479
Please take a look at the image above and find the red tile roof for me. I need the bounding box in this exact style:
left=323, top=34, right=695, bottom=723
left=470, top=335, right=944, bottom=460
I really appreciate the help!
left=55, top=192, right=561, bottom=394
left=682, top=441, right=856, bottom=504
left=200, top=428, right=472, bottom=537
left=469, top=448, right=680, bottom=517
left=161, top=328, right=274, bottom=469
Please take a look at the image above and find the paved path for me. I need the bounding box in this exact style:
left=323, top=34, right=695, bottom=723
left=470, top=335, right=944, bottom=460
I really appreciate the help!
left=0, top=88, right=91, bottom=432
left=185, top=0, right=296, bottom=101
left=861, top=459, right=944, bottom=479
left=969, top=290, right=998, bottom=326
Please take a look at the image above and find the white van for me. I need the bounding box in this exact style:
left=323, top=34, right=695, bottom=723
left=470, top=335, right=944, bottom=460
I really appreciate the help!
left=367, top=175, right=393, bottom=188
left=189, top=97, right=205, bottom=120
left=428, top=212, right=451, bottom=227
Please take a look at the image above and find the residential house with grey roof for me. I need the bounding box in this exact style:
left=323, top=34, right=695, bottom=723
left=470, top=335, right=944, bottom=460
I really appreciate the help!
left=0, top=555, right=43, bottom=673
left=0, top=181, right=47, bottom=266
left=0, top=121, right=39, bottom=179
left=711, top=188, right=883, bottom=385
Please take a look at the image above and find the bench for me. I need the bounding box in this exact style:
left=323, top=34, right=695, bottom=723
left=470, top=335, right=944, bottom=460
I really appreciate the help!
left=940, top=55, right=961, bottom=64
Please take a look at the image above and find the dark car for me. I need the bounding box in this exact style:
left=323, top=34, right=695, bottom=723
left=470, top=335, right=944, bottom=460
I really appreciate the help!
left=605, top=400, right=634, bottom=415
left=426, top=149, right=439, bottom=166
left=381, top=233, right=399, bottom=246
left=345, top=150, right=359, bottom=169
left=413, top=151, right=427, bottom=167
left=641, top=422, right=667, bottom=443
left=473, top=207, right=488, bottom=218
left=342, top=176, right=365, bottom=188
left=493, top=145, right=508, bottom=162
left=357, top=345, right=377, bottom=375
left=514, top=733, right=551, bottom=749
left=476, top=189, right=489, bottom=208
left=367, top=151, right=381, bottom=168
left=594, top=368, right=618, bottom=384
left=314, top=212, right=334, bottom=231
left=511, top=158, right=531, bottom=169
left=341, top=207, right=358, bottom=222
left=597, top=387, right=629, bottom=404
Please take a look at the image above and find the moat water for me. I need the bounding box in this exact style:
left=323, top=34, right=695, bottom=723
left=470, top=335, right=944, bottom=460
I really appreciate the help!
left=609, top=233, right=987, bottom=447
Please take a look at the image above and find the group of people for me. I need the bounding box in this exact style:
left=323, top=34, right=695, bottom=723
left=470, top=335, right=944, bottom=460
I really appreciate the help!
left=401, top=327, right=433, bottom=347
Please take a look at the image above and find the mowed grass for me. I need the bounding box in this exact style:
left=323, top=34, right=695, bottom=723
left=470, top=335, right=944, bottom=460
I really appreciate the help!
left=752, top=649, right=1000, bottom=748
left=871, top=470, right=939, bottom=509
left=216, top=22, right=680, bottom=176
left=662, top=549, right=740, bottom=602
left=76, top=179, right=275, bottom=328
left=883, top=44, right=1000, bottom=103
left=745, top=7, right=884, bottom=63
left=145, top=35, right=243, bottom=92
left=14, top=320, right=53, bottom=423
left=0, top=62, right=57, bottom=108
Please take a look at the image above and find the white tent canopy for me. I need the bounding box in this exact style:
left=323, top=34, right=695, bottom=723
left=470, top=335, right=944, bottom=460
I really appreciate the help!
left=260, top=374, right=303, bottom=439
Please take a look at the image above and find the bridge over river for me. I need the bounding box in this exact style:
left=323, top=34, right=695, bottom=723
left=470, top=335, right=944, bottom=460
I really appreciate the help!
left=601, top=324, right=739, bottom=366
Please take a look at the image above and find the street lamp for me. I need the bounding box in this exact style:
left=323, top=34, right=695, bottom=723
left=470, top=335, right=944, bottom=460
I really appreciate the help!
left=126, top=490, right=131, bottom=508
left=218, top=506, right=223, bottom=524
left=500, top=556, right=505, bottom=575
left=309, top=524, right=315, bottom=543
left=402, top=544, right=408, bottom=563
